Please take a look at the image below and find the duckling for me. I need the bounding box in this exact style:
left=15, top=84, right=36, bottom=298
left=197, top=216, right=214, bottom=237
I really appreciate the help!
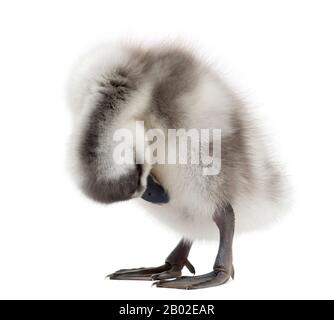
left=67, top=42, right=288, bottom=289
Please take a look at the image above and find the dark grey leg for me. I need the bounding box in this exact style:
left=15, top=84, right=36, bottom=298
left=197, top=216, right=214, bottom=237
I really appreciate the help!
left=153, top=203, right=235, bottom=289
left=107, top=238, right=194, bottom=281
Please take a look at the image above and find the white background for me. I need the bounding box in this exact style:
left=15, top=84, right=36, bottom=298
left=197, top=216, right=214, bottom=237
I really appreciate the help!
left=0, top=0, right=333, bottom=300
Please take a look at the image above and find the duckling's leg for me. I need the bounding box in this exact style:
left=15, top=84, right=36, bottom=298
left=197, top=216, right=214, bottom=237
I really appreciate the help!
left=106, top=238, right=194, bottom=281
left=153, top=203, right=235, bottom=289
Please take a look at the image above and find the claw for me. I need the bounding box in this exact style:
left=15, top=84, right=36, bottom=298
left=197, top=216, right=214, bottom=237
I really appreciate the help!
left=231, top=266, right=235, bottom=280
left=185, top=259, right=196, bottom=275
